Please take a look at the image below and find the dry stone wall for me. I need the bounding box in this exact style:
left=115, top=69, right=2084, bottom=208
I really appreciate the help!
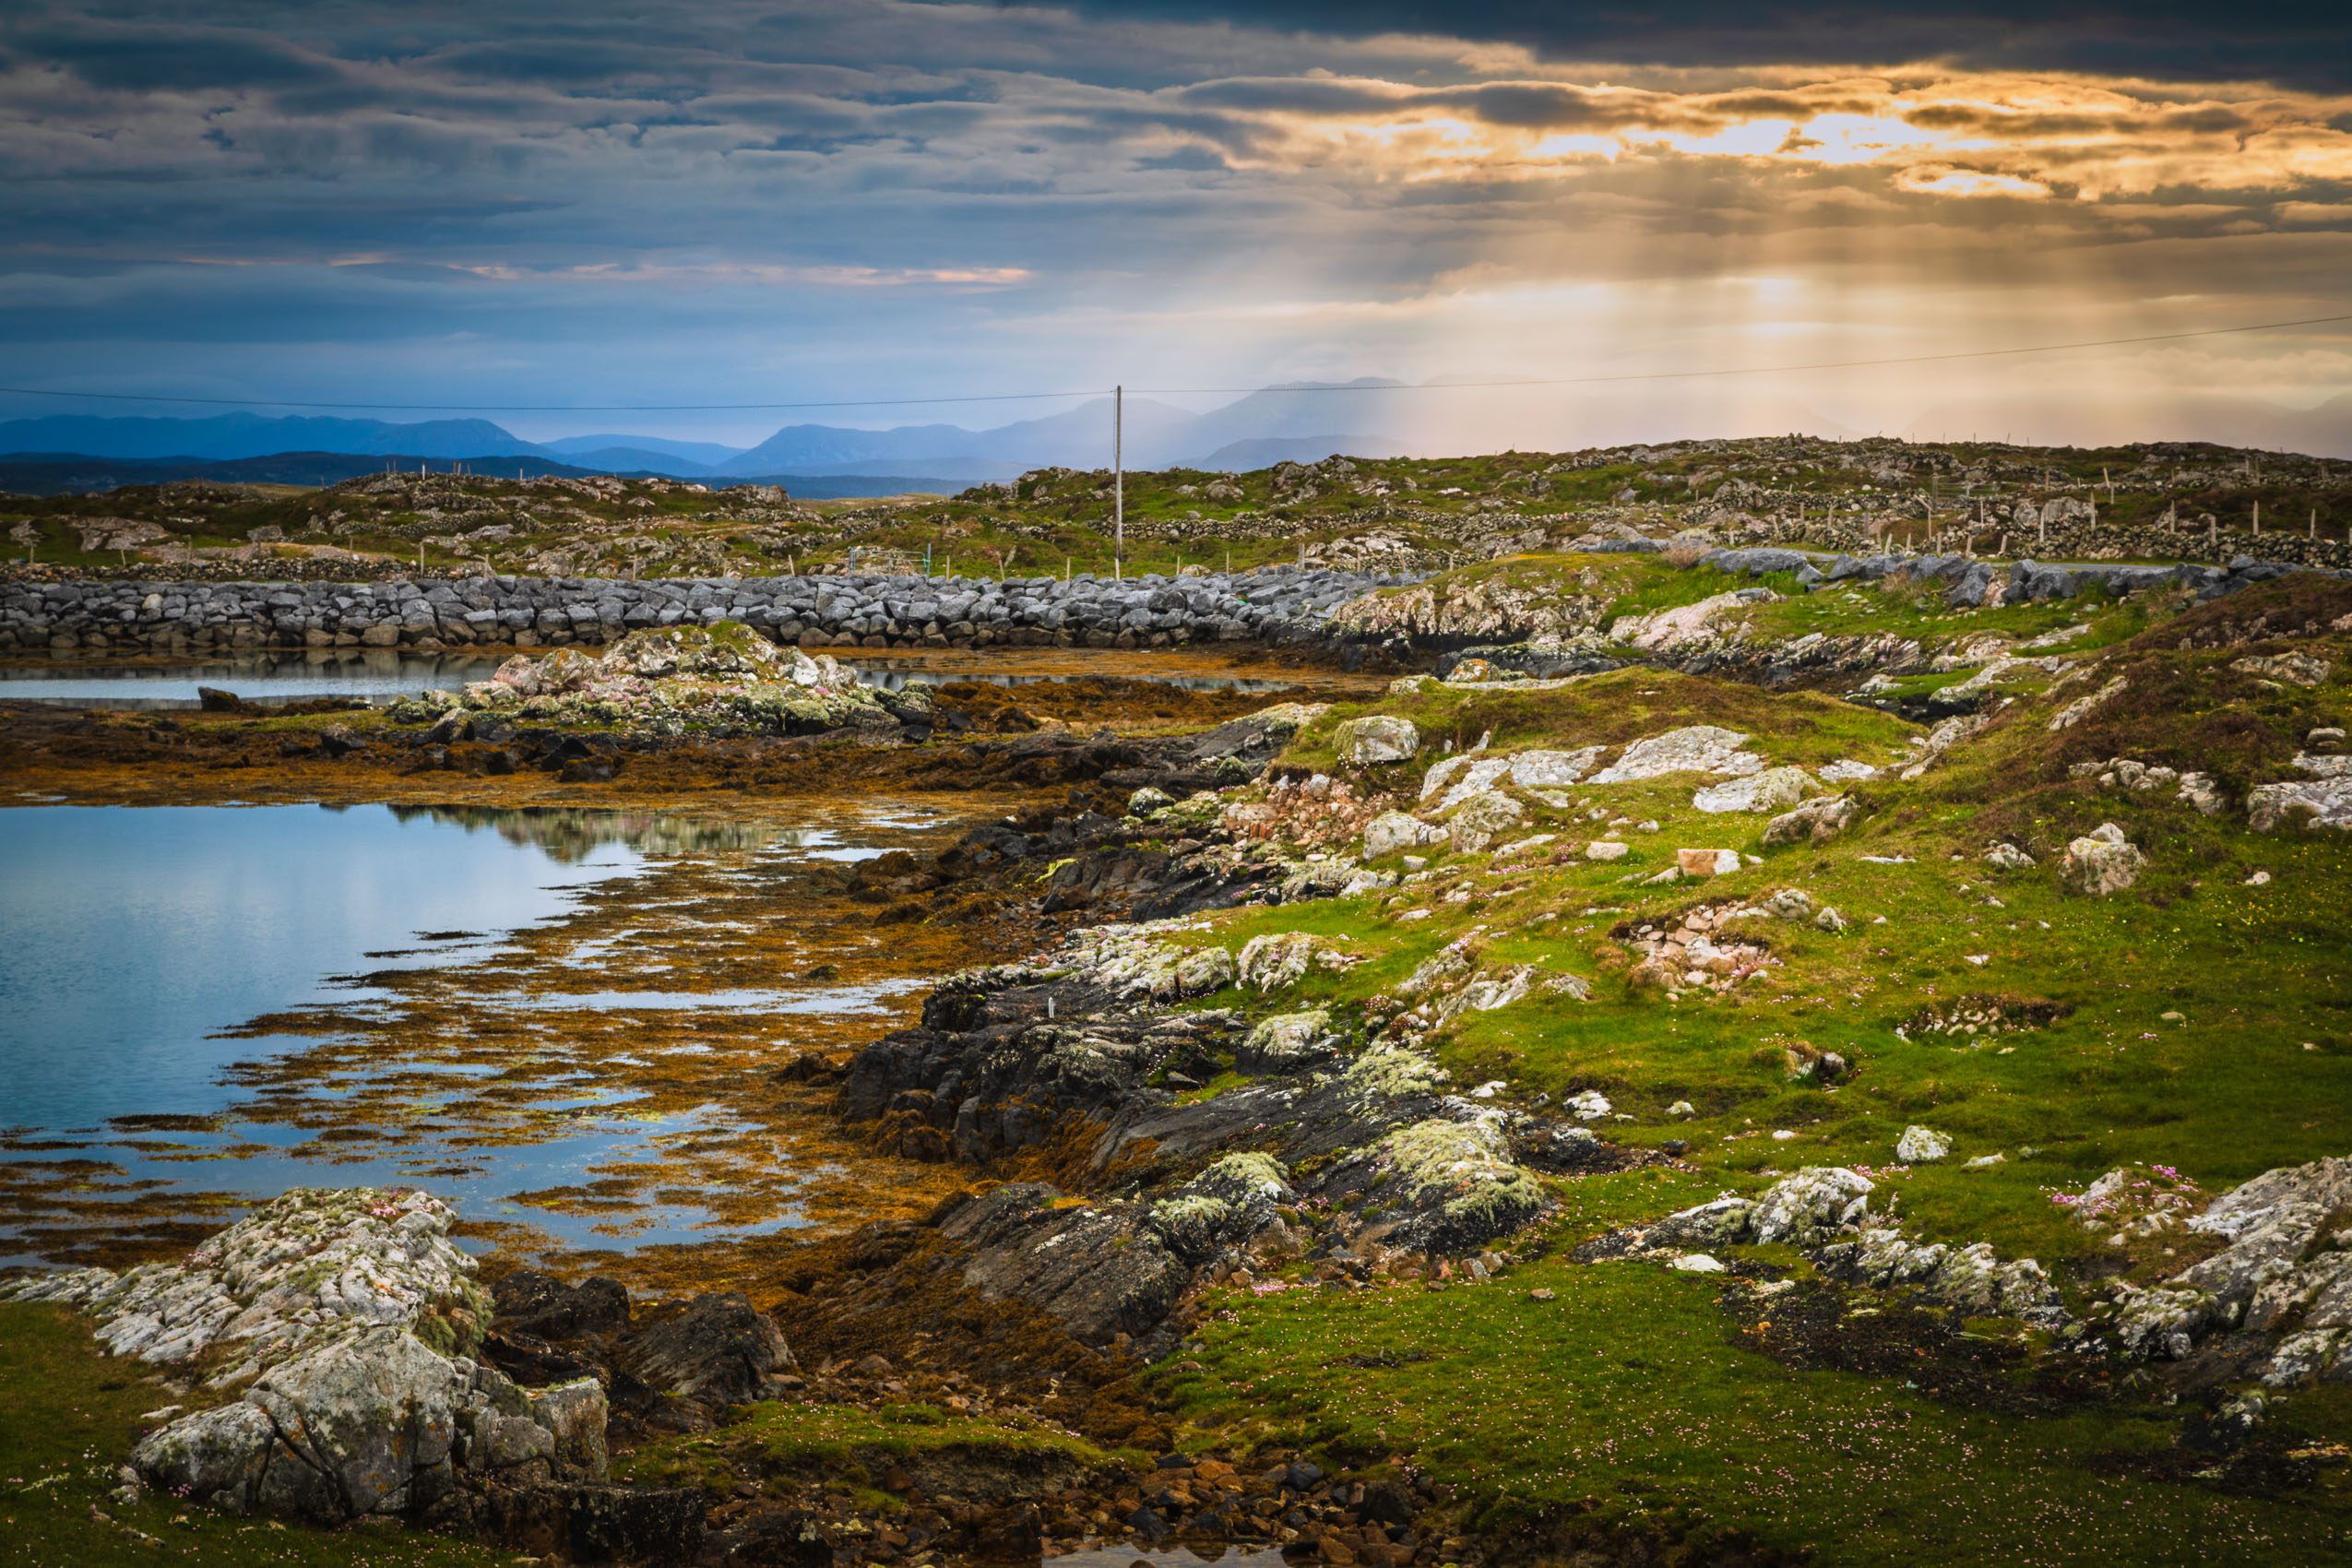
left=0, top=565, right=1409, bottom=655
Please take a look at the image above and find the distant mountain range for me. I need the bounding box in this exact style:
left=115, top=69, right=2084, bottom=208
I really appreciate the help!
left=0, top=450, right=975, bottom=500
left=0, top=383, right=1419, bottom=493
left=3, top=379, right=2346, bottom=497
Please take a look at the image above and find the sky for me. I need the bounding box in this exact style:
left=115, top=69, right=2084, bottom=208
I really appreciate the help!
left=3, top=1, right=2350, bottom=453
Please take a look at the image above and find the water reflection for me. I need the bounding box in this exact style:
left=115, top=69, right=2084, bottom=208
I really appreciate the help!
left=0, top=801, right=909, bottom=1263
left=0, top=649, right=1303, bottom=711
left=0, top=651, right=505, bottom=708
left=382, top=803, right=809, bottom=861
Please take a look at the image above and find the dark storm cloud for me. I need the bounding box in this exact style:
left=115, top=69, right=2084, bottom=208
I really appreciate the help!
left=1044, top=3, right=2352, bottom=90
left=29, top=22, right=345, bottom=91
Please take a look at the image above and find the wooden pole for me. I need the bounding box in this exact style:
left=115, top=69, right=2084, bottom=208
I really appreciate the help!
left=1112, top=384, right=1123, bottom=582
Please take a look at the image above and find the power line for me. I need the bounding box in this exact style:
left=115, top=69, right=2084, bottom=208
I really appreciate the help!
left=0, top=310, right=2344, bottom=415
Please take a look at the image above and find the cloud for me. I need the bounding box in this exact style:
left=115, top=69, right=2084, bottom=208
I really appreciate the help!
left=0, top=0, right=2341, bottom=443
left=1037, top=2, right=2352, bottom=93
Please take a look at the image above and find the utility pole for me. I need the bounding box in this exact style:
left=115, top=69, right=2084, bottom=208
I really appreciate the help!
left=1112, top=384, right=1123, bottom=582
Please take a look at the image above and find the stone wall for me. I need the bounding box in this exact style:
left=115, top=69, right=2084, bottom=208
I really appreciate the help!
left=0, top=566, right=1410, bottom=655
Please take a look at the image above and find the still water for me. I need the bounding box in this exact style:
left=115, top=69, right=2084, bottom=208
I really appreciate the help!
left=0, top=649, right=1298, bottom=707
left=0, top=802, right=909, bottom=1262
left=0, top=652, right=504, bottom=707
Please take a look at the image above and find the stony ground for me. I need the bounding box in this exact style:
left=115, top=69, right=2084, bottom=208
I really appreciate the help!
left=6, top=431, right=2348, bottom=583
left=10, top=529, right=2352, bottom=1566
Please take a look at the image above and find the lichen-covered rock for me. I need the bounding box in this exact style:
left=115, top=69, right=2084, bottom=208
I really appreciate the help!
left=1361, top=810, right=1444, bottom=860
left=1895, top=1125, right=1952, bottom=1163
left=2248, top=777, right=2352, bottom=831
left=1360, top=1118, right=1543, bottom=1254
left=1762, top=793, right=1856, bottom=846
left=2059, top=822, right=2145, bottom=894
left=1238, top=1010, right=1339, bottom=1073
left=1984, top=840, right=2037, bottom=871
left=1334, top=714, right=1420, bottom=766
left=1146, top=1153, right=1297, bottom=1264
left=1749, top=1167, right=1876, bottom=1245
left=1508, top=746, right=1607, bottom=789
left=1447, top=790, right=1526, bottom=852
left=1589, top=725, right=1764, bottom=784
left=392, top=621, right=911, bottom=738
left=16, top=1189, right=618, bottom=1530
left=2231, top=652, right=2334, bottom=688
left=1812, top=1231, right=2066, bottom=1326
left=1069, top=927, right=1236, bottom=1003
left=1422, top=754, right=1512, bottom=810
left=1434, top=966, right=1535, bottom=1024
left=1237, top=931, right=1337, bottom=992
left=1693, top=766, right=1816, bottom=814
left=1652, top=1167, right=1875, bottom=1250
left=6, top=1187, right=485, bottom=1377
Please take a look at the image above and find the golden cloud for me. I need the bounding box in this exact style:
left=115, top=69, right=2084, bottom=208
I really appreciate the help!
left=1180, top=68, right=2352, bottom=213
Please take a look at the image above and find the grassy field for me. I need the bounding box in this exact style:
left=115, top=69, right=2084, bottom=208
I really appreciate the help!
left=1133, top=564, right=2352, bottom=1562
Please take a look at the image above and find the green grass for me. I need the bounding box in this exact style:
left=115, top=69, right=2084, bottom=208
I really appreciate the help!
left=0, top=1301, right=501, bottom=1568
left=616, top=1399, right=1134, bottom=1494
left=1165, top=1258, right=2352, bottom=1564
left=1188, top=573, right=2352, bottom=1302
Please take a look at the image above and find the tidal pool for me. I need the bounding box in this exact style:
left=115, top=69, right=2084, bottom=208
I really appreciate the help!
left=0, top=801, right=950, bottom=1267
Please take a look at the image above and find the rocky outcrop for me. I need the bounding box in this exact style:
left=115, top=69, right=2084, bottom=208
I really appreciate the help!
left=5, top=1187, right=487, bottom=1379
left=4, top=1188, right=715, bottom=1555
left=1763, top=793, right=1857, bottom=846
left=835, top=921, right=1633, bottom=1351
left=1588, top=725, right=1764, bottom=783
left=130, top=1326, right=608, bottom=1526
left=386, top=622, right=923, bottom=738
left=1327, top=569, right=1614, bottom=647
left=2101, top=1157, right=2352, bottom=1385
left=1633, top=1168, right=2066, bottom=1326
left=2249, top=776, right=2352, bottom=831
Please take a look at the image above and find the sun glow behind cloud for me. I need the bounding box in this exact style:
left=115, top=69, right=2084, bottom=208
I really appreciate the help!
left=1206, top=70, right=2352, bottom=202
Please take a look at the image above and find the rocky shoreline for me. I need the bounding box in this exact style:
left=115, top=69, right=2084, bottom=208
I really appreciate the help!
left=12, top=555, right=2352, bottom=1565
